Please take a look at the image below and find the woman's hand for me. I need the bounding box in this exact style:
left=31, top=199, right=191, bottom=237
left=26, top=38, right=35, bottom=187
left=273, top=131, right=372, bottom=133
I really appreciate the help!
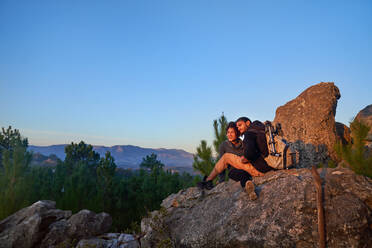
left=241, top=156, right=249, bottom=164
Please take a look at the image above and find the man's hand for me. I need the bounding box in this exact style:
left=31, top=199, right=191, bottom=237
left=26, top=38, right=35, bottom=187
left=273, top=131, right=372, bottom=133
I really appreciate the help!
left=241, top=156, right=249, bottom=164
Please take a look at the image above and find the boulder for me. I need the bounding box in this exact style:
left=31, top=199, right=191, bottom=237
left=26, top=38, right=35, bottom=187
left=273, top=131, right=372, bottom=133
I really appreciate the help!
left=76, top=233, right=139, bottom=248
left=0, top=200, right=71, bottom=248
left=273, top=82, right=341, bottom=167
left=76, top=238, right=108, bottom=248
left=335, top=122, right=351, bottom=145
left=355, top=104, right=372, bottom=146
left=356, top=104, right=372, bottom=130
left=40, top=209, right=112, bottom=248
left=0, top=200, right=112, bottom=248
left=141, top=168, right=372, bottom=247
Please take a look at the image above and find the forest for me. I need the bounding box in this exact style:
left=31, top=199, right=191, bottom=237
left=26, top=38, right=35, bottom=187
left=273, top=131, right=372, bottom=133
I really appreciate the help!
left=0, top=126, right=198, bottom=232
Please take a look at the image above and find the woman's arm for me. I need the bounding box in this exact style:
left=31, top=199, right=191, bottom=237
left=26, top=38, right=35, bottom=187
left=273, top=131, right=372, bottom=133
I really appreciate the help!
left=218, top=141, right=226, bottom=159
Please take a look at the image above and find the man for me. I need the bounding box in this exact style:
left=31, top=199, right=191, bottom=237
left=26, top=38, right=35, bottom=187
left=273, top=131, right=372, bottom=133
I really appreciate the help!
left=236, top=117, right=272, bottom=173
left=198, top=117, right=273, bottom=199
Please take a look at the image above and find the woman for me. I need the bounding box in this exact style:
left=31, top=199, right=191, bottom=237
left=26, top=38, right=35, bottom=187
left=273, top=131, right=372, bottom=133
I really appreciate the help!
left=217, top=122, right=252, bottom=186
left=198, top=122, right=254, bottom=197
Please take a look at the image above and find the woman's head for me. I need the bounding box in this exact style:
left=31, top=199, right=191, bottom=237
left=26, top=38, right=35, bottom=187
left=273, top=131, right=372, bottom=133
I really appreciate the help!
left=226, top=122, right=240, bottom=142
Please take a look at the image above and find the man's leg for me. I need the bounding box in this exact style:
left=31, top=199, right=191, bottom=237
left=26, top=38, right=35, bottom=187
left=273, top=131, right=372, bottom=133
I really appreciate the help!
left=218, top=169, right=226, bottom=183
left=228, top=167, right=257, bottom=200
left=228, top=168, right=252, bottom=188
left=218, top=165, right=232, bottom=183
left=207, top=153, right=264, bottom=181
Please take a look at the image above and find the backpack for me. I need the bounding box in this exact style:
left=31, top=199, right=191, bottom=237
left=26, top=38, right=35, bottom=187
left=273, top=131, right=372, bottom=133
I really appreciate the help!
left=263, top=121, right=298, bottom=169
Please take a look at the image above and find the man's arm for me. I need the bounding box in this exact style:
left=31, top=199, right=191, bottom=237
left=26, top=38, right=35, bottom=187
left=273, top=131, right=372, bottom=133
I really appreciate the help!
left=243, top=132, right=259, bottom=161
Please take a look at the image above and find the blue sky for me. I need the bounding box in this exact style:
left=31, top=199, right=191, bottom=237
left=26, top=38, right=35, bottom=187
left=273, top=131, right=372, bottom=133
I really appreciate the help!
left=1, top=0, right=371, bottom=153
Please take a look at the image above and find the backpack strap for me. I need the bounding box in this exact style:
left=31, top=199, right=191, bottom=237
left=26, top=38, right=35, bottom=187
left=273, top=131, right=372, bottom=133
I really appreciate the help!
left=282, top=141, right=289, bottom=169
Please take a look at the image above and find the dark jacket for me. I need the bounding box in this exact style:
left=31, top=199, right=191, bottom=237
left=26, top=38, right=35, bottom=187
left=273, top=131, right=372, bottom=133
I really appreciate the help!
left=242, top=131, right=260, bottom=161
left=242, top=123, right=273, bottom=173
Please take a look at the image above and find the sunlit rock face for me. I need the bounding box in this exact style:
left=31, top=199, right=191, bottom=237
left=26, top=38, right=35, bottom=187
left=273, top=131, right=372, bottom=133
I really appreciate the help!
left=273, top=82, right=341, bottom=168
left=355, top=104, right=372, bottom=147
left=141, top=168, right=372, bottom=248
left=335, top=122, right=351, bottom=145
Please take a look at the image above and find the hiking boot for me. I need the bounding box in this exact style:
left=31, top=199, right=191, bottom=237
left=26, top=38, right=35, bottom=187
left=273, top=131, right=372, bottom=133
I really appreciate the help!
left=197, top=176, right=214, bottom=190
left=245, top=180, right=257, bottom=200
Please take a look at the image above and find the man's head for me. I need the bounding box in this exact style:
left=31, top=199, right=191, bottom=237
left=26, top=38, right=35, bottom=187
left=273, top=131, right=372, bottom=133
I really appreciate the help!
left=235, top=117, right=251, bottom=134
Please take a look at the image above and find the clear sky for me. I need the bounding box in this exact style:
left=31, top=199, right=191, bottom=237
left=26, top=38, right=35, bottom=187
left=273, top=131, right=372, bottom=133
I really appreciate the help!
left=1, top=0, right=371, bottom=153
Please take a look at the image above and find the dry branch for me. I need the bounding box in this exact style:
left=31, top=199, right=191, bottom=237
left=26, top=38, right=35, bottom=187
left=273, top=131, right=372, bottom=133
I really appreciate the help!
left=311, top=165, right=326, bottom=248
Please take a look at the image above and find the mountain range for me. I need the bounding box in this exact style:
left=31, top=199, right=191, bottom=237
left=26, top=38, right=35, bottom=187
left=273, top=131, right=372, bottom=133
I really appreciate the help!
left=28, top=145, right=195, bottom=170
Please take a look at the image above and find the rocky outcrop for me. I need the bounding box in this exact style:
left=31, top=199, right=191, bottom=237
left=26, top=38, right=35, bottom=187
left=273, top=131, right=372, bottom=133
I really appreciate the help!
left=0, top=201, right=112, bottom=248
left=141, top=168, right=372, bottom=247
left=355, top=104, right=372, bottom=146
left=76, top=233, right=139, bottom=248
left=356, top=104, right=372, bottom=129
left=273, top=82, right=341, bottom=167
left=335, top=122, right=351, bottom=145
left=0, top=200, right=71, bottom=248
left=40, top=209, right=112, bottom=248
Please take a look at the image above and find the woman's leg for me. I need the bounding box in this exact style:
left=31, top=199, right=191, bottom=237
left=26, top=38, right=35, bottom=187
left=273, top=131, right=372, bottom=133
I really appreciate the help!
left=207, top=153, right=264, bottom=181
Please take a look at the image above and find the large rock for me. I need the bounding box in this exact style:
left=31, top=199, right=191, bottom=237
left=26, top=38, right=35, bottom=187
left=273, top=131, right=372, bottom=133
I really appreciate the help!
left=141, top=168, right=372, bottom=247
left=40, top=209, right=112, bottom=248
left=335, top=122, right=351, bottom=145
left=0, top=200, right=71, bottom=248
left=273, top=82, right=341, bottom=167
left=355, top=104, right=372, bottom=146
left=0, top=200, right=112, bottom=248
left=76, top=233, right=139, bottom=248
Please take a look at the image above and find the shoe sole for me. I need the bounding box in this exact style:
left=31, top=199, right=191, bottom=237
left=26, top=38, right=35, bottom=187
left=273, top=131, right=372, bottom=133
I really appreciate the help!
left=245, top=181, right=257, bottom=200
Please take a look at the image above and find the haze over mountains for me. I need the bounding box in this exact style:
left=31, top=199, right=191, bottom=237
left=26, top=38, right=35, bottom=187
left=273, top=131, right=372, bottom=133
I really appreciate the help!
left=28, top=144, right=194, bottom=169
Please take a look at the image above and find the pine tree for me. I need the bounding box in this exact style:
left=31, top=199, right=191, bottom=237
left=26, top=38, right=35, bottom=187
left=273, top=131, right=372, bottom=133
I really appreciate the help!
left=192, top=140, right=215, bottom=176
left=140, top=153, right=164, bottom=171
left=0, top=142, right=32, bottom=219
left=58, top=141, right=101, bottom=212
left=0, top=126, right=31, bottom=219
left=336, top=119, right=372, bottom=178
left=97, top=151, right=116, bottom=212
left=64, top=141, right=100, bottom=169
left=0, top=126, right=28, bottom=167
left=213, top=114, right=228, bottom=157
left=193, top=114, right=228, bottom=176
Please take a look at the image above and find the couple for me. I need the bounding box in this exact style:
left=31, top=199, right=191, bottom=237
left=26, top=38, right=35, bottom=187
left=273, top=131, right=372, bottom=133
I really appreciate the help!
left=197, top=117, right=273, bottom=200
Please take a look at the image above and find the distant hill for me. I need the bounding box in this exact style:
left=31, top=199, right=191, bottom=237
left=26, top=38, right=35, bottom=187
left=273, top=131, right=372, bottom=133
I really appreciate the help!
left=28, top=145, right=194, bottom=169
left=30, top=153, right=60, bottom=167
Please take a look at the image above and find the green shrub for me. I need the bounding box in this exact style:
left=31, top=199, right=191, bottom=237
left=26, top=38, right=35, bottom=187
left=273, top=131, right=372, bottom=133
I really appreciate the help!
left=335, top=119, right=372, bottom=178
